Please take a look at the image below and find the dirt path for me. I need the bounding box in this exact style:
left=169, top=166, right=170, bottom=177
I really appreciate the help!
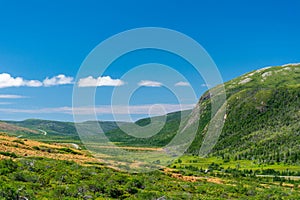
left=0, top=133, right=100, bottom=165
left=163, top=168, right=227, bottom=184
left=37, top=129, right=47, bottom=135
left=90, top=145, right=163, bottom=151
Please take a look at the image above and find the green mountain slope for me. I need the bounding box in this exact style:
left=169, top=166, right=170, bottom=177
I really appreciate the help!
left=105, top=110, right=191, bottom=147
left=188, top=63, right=300, bottom=164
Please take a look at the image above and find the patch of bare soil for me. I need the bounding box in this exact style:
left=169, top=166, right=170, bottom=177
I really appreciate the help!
left=163, top=168, right=227, bottom=185
left=0, top=122, right=38, bottom=134
left=0, top=132, right=101, bottom=165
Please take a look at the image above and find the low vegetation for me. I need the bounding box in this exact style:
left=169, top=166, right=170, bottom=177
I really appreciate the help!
left=0, top=157, right=299, bottom=199
left=0, top=133, right=299, bottom=199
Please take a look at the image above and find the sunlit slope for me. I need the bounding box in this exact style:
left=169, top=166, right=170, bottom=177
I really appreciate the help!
left=187, top=64, right=300, bottom=164
left=3, top=119, right=129, bottom=143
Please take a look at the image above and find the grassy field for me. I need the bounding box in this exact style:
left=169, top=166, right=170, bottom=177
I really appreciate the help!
left=0, top=133, right=300, bottom=199
left=172, top=155, right=300, bottom=172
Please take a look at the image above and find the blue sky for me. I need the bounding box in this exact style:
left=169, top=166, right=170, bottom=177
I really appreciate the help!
left=0, top=0, right=299, bottom=121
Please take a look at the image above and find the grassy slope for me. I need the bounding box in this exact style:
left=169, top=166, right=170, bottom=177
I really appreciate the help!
left=0, top=132, right=97, bottom=164
left=1, top=157, right=299, bottom=200
left=187, top=64, right=300, bottom=164
left=0, top=122, right=39, bottom=135
left=3, top=119, right=81, bottom=143
left=2, top=119, right=129, bottom=144
left=105, top=109, right=191, bottom=147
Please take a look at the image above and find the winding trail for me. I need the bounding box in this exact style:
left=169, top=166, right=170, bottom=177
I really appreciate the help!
left=37, top=129, right=47, bottom=136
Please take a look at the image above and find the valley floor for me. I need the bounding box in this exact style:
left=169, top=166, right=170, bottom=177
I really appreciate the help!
left=0, top=133, right=300, bottom=199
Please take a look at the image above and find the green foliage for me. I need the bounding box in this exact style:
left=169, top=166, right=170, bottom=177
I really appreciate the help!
left=58, top=147, right=82, bottom=155
left=186, top=64, right=300, bottom=165
left=2, top=119, right=128, bottom=144
left=12, top=139, right=25, bottom=145
left=0, top=158, right=298, bottom=199
left=105, top=110, right=191, bottom=147
left=0, top=151, right=18, bottom=158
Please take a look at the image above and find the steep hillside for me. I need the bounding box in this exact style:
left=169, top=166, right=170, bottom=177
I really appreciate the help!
left=188, top=63, right=300, bottom=164
left=105, top=110, right=191, bottom=146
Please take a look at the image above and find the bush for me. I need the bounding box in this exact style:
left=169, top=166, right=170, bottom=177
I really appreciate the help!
left=12, top=139, right=25, bottom=145
left=59, top=148, right=82, bottom=155
left=0, top=151, right=18, bottom=158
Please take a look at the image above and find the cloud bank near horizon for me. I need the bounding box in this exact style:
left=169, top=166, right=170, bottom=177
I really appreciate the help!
left=0, top=104, right=195, bottom=116
left=1, top=73, right=199, bottom=89
left=0, top=73, right=42, bottom=88
left=174, top=81, right=190, bottom=87
left=0, top=94, right=27, bottom=99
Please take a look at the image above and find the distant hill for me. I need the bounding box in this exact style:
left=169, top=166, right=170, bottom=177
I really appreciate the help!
left=105, top=109, right=192, bottom=146
left=0, top=121, right=38, bottom=135
left=2, top=119, right=129, bottom=143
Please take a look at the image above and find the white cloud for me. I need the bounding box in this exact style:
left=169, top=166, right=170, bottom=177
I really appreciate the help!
left=78, top=76, right=125, bottom=87
left=0, top=104, right=195, bottom=115
left=138, top=80, right=162, bottom=87
left=0, top=102, right=12, bottom=105
left=175, top=81, right=190, bottom=87
left=72, top=104, right=195, bottom=115
left=43, top=74, right=73, bottom=87
left=0, top=73, right=74, bottom=88
left=201, top=83, right=211, bottom=87
left=0, top=73, right=42, bottom=88
left=0, top=73, right=23, bottom=88
left=0, top=94, right=26, bottom=99
left=26, top=80, right=43, bottom=87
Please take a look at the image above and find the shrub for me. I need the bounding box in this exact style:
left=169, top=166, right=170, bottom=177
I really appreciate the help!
left=0, top=151, right=18, bottom=158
